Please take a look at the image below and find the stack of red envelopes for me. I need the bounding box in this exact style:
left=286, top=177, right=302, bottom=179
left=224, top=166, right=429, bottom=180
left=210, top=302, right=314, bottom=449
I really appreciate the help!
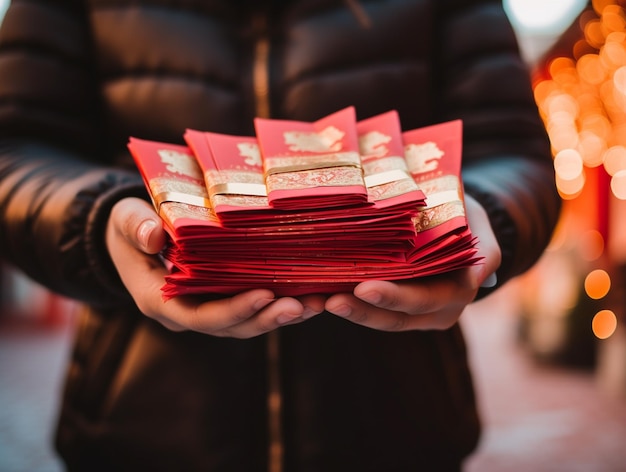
left=128, top=107, right=481, bottom=298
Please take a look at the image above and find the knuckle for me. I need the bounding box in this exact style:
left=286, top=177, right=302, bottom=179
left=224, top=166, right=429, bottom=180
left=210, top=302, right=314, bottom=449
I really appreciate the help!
left=349, top=309, right=369, bottom=324
left=184, top=305, right=205, bottom=332
left=386, top=314, right=408, bottom=332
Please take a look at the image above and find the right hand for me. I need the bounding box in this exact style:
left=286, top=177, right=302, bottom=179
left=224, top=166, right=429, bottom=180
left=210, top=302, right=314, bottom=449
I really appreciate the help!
left=105, top=197, right=324, bottom=338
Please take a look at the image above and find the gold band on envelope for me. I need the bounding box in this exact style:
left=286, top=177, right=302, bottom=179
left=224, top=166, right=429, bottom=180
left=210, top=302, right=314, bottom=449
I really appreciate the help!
left=153, top=191, right=211, bottom=213
left=264, top=151, right=361, bottom=176
left=421, top=189, right=463, bottom=209
left=364, top=169, right=413, bottom=188
left=209, top=182, right=268, bottom=197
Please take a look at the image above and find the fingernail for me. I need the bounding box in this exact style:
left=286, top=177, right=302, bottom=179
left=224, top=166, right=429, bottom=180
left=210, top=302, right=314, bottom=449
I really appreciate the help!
left=328, top=304, right=352, bottom=317
left=301, top=307, right=318, bottom=319
left=358, top=290, right=382, bottom=305
left=137, top=219, right=158, bottom=248
left=277, top=312, right=301, bottom=325
left=481, top=272, right=497, bottom=288
left=253, top=298, right=275, bottom=311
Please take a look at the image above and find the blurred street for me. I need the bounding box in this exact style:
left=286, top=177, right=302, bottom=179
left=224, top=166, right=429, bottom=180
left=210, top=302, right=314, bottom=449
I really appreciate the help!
left=1, top=280, right=626, bottom=472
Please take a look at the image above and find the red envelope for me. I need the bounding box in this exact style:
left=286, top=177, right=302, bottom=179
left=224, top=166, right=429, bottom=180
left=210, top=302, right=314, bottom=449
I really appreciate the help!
left=357, top=110, right=426, bottom=210
left=254, top=107, right=368, bottom=209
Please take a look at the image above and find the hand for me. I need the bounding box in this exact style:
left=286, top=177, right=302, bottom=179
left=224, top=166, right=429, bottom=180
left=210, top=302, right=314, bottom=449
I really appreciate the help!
left=105, top=197, right=324, bottom=338
left=324, top=195, right=501, bottom=331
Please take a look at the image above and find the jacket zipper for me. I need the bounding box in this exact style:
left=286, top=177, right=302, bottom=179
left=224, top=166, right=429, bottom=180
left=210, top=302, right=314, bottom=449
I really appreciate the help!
left=252, top=14, right=281, bottom=472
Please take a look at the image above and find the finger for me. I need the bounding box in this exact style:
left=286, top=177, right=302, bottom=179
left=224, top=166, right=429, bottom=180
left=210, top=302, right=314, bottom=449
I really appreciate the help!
left=325, top=292, right=411, bottom=331
left=351, top=277, right=475, bottom=315
left=465, top=195, right=502, bottom=287
left=326, top=290, right=468, bottom=331
left=110, top=197, right=166, bottom=254
left=296, top=294, right=327, bottom=319
left=168, top=293, right=310, bottom=338
left=108, top=229, right=172, bottom=316
left=325, top=292, right=465, bottom=331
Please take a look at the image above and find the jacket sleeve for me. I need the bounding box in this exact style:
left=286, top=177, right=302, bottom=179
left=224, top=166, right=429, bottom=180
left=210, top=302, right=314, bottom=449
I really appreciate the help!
left=436, top=0, right=562, bottom=296
left=0, top=0, right=146, bottom=308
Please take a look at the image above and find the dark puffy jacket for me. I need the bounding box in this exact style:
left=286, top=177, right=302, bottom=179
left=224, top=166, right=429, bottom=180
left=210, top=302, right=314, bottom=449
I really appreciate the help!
left=0, top=0, right=561, bottom=470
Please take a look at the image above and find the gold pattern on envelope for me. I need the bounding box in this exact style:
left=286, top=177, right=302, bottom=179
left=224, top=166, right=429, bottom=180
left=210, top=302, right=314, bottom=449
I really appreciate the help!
left=284, top=126, right=344, bottom=153
left=160, top=201, right=219, bottom=224
left=359, top=130, right=391, bottom=160
left=412, top=175, right=465, bottom=232
left=264, top=151, right=362, bottom=176
left=362, top=155, right=420, bottom=201
left=158, top=149, right=204, bottom=180
left=412, top=201, right=465, bottom=232
left=418, top=175, right=462, bottom=202
left=266, top=165, right=364, bottom=192
left=205, top=168, right=269, bottom=208
left=404, top=141, right=444, bottom=175
left=149, top=177, right=210, bottom=213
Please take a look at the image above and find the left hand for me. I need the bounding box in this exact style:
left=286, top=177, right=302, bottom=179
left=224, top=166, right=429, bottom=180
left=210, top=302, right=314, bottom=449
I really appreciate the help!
left=324, top=195, right=501, bottom=330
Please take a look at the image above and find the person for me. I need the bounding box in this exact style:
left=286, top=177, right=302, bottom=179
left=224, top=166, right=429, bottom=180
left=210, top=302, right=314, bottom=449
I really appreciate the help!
left=0, top=0, right=561, bottom=470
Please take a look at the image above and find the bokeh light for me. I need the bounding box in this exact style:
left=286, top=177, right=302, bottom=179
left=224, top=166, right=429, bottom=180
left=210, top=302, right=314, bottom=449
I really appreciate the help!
left=534, top=1, right=626, bottom=200
left=610, top=169, right=626, bottom=199
left=592, top=309, right=618, bottom=339
left=584, top=269, right=611, bottom=299
left=603, top=145, right=626, bottom=175
left=554, top=148, right=584, bottom=180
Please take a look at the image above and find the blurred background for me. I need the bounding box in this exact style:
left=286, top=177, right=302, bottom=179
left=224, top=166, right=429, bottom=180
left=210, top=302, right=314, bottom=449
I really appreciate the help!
left=2, top=0, right=626, bottom=471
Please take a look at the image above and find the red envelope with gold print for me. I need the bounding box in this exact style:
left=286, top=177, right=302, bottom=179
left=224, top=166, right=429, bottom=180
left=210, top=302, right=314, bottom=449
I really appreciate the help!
left=403, top=120, right=468, bottom=244
left=254, top=107, right=368, bottom=209
left=127, top=137, right=218, bottom=238
left=184, top=129, right=272, bottom=221
left=357, top=110, right=426, bottom=210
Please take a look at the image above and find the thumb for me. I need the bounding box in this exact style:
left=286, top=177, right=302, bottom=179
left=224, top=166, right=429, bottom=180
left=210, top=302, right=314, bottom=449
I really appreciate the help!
left=110, top=197, right=166, bottom=254
left=465, top=195, right=501, bottom=288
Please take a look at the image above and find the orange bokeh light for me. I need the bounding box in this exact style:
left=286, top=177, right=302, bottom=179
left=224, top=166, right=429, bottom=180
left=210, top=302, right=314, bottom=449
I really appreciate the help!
left=610, top=169, right=626, bottom=199
left=603, top=145, right=626, bottom=175
left=592, top=309, right=618, bottom=339
left=554, top=148, right=584, bottom=179
left=578, top=54, right=607, bottom=84
left=585, top=18, right=606, bottom=48
left=584, top=269, right=611, bottom=299
left=578, top=131, right=607, bottom=167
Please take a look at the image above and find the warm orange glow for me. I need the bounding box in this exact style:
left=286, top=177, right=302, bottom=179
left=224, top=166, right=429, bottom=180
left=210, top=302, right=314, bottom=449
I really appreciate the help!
left=549, top=56, right=577, bottom=76
left=533, top=80, right=557, bottom=110
left=585, top=19, right=606, bottom=48
left=585, top=269, right=611, bottom=299
left=554, top=149, right=584, bottom=179
left=579, top=229, right=605, bottom=260
left=577, top=92, right=605, bottom=116
left=613, top=65, right=626, bottom=99
left=580, top=113, right=612, bottom=140
left=592, top=309, right=618, bottom=339
left=602, top=145, right=626, bottom=175
left=549, top=124, right=580, bottom=152
left=601, top=36, right=626, bottom=69
left=610, top=169, right=626, bottom=199
left=601, top=5, right=626, bottom=32
left=546, top=92, right=579, bottom=117
left=593, top=0, right=616, bottom=16
left=578, top=131, right=607, bottom=167
left=532, top=0, right=626, bottom=310
left=556, top=171, right=586, bottom=197
left=578, top=54, right=607, bottom=84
